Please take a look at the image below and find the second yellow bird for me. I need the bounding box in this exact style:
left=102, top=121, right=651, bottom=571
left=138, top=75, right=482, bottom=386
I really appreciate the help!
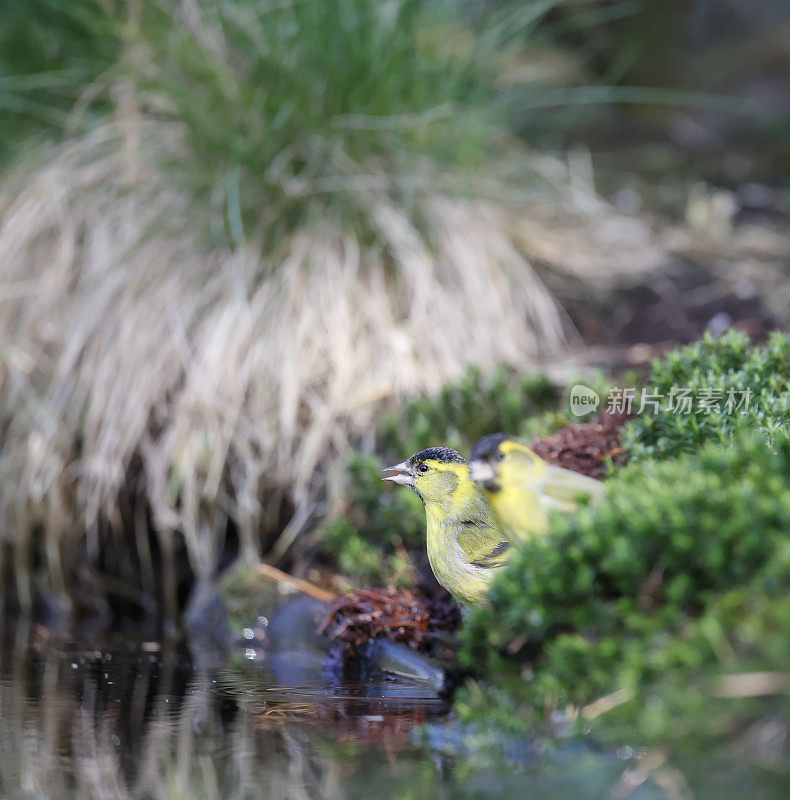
left=468, top=433, right=603, bottom=543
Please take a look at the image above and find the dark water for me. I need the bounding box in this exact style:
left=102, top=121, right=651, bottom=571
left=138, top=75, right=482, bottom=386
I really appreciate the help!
left=4, top=625, right=790, bottom=799
left=0, top=625, right=671, bottom=800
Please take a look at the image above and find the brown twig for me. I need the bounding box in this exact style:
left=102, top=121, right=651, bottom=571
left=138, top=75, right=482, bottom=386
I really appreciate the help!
left=256, top=563, right=336, bottom=603
left=581, top=687, right=635, bottom=720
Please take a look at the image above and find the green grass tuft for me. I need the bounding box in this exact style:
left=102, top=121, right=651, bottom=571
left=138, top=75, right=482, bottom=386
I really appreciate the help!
left=0, top=0, right=119, bottom=159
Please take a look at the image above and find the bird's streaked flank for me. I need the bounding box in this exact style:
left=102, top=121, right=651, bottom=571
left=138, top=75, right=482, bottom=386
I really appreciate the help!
left=469, top=433, right=603, bottom=542
left=383, top=447, right=508, bottom=606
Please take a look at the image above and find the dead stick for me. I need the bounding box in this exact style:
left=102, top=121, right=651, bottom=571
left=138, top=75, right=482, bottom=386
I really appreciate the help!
left=256, top=563, right=336, bottom=603
left=582, top=688, right=634, bottom=720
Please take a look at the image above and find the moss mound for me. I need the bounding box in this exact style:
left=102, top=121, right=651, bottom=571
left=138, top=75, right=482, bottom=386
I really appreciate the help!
left=624, top=329, right=790, bottom=461
left=458, top=331, right=790, bottom=756
left=462, top=434, right=790, bottom=706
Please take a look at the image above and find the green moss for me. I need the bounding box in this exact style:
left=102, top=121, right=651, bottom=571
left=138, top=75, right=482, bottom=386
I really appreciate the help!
left=321, top=517, right=416, bottom=589
left=624, top=330, right=790, bottom=461
left=320, top=451, right=425, bottom=586
left=455, top=333, right=790, bottom=753
left=458, top=431, right=790, bottom=744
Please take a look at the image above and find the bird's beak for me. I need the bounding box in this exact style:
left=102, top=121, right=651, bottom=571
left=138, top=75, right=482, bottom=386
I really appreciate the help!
left=468, top=459, right=496, bottom=485
left=382, top=460, right=414, bottom=487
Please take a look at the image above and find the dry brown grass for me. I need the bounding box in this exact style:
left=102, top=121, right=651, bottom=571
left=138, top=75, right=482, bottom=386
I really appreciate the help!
left=0, top=121, right=665, bottom=608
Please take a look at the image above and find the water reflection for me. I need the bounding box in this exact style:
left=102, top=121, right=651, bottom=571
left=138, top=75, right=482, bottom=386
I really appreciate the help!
left=0, top=626, right=689, bottom=800
left=0, top=626, right=451, bottom=800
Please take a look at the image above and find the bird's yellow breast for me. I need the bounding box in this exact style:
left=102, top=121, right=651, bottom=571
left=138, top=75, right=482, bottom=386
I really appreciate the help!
left=425, top=508, right=497, bottom=606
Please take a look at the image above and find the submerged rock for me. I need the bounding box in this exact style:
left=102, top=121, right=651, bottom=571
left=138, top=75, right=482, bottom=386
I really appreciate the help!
left=317, top=588, right=461, bottom=695
left=200, top=563, right=461, bottom=696
left=357, top=639, right=450, bottom=694
left=265, top=594, right=331, bottom=654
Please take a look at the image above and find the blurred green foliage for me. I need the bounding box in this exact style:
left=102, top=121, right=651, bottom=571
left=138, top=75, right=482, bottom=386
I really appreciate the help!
left=624, top=329, right=790, bottom=461
left=321, top=367, right=568, bottom=585
left=0, top=0, right=119, bottom=159
left=321, top=452, right=425, bottom=588
left=377, top=368, right=563, bottom=457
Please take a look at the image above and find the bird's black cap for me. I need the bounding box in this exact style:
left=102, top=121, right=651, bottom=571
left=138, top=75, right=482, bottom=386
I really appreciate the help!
left=409, top=446, right=466, bottom=466
left=470, top=433, right=508, bottom=461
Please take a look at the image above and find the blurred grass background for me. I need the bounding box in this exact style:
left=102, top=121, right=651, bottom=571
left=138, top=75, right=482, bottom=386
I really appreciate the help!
left=0, top=0, right=788, bottom=621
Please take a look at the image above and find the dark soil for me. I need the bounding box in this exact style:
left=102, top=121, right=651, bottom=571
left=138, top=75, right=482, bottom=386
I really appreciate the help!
left=319, top=588, right=461, bottom=664
left=531, top=410, right=629, bottom=479
left=564, top=261, right=779, bottom=375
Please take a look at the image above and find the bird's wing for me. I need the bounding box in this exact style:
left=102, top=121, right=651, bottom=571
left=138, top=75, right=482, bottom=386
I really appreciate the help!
left=458, top=521, right=511, bottom=568
left=539, top=463, right=604, bottom=510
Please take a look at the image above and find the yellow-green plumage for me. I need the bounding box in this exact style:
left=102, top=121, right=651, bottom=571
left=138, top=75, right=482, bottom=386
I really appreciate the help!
left=383, top=447, right=508, bottom=606
left=469, top=434, right=603, bottom=543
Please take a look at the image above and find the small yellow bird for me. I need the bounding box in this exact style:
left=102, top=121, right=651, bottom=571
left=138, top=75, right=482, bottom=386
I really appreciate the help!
left=468, top=433, right=603, bottom=543
left=382, top=447, right=509, bottom=606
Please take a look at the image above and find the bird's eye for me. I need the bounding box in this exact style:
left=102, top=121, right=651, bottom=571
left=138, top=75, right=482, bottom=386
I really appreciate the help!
left=496, top=451, right=505, bottom=461
left=418, top=463, right=429, bottom=473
